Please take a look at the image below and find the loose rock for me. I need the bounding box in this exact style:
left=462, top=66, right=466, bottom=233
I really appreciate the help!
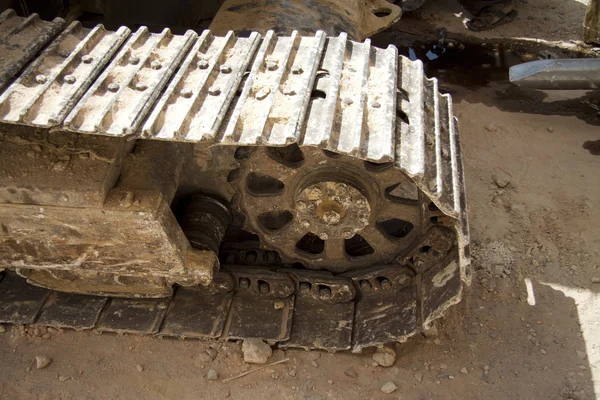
left=136, top=364, right=144, bottom=372
left=460, top=367, right=469, bottom=374
left=414, top=372, right=423, bottom=383
left=591, top=277, right=600, bottom=284
left=381, top=381, right=398, bottom=394
left=372, top=346, right=396, bottom=367
left=344, top=369, right=357, bottom=378
left=242, top=338, right=272, bottom=364
left=206, top=348, right=218, bottom=360
left=206, top=368, right=219, bottom=380
left=422, top=324, right=439, bottom=338
left=492, top=172, right=511, bottom=188
left=35, top=356, right=52, bottom=369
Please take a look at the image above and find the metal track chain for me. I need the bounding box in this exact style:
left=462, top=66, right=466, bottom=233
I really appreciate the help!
left=0, top=11, right=471, bottom=352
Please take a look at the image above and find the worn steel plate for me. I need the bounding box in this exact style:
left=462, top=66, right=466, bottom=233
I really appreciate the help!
left=160, top=286, right=233, bottom=338
left=36, top=292, right=107, bottom=329
left=97, top=298, right=169, bottom=334
left=0, top=273, right=50, bottom=324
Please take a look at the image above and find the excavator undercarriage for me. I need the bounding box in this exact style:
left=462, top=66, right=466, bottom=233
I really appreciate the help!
left=0, top=1, right=470, bottom=353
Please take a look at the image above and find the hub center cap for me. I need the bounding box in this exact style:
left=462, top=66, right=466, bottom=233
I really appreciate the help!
left=295, top=181, right=371, bottom=240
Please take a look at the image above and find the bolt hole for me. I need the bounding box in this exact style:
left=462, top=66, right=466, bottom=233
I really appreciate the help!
left=385, top=183, right=419, bottom=204
left=377, top=218, right=414, bottom=239
left=227, top=168, right=241, bottom=182
left=345, top=234, right=374, bottom=257
left=258, top=210, right=294, bottom=231
left=234, top=146, right=254, bottom=160
left=373, top=7, right=392, bottom=17
left=430, top=216, right=440, bottom=224
left=266, top=143, right=305, bottom=168
left=428, top=202, right=440, bottom=212
left=311, top=89, right=327, bottom=100
left=296, top=233, right=325, bottom=255
left=246, top=172, right=284, bottom=196
left=419, top=245, right=432, bottom=254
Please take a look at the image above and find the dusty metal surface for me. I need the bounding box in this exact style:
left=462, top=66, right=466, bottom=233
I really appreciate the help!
left=0, top=10, right=66, bottom=91
left=210, top=0, right=401, bottom=41
left=0, top=15, right=471, bottom=351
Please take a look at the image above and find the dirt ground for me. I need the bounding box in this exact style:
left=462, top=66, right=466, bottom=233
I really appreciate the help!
left=1, top=0, right=599, bottom=399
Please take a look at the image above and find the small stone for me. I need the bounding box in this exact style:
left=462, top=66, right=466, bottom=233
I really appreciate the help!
left=311, top=361, right=318, bottom=368
left=265, top=60, right=278, bottom=70
left=433, top=338, right=441, bottom=345
left=591, top=277, right=600, bottom=284
left=107, top=83, right=119, bottom=92
left=576, top=350, right=587, bottom=360
left=540, top=349, right=547, bottom=354
left=414, top=372, right=423, bottom=383
left=206, top=348, right=218, bottom=360
left=288, top=369, right=297, bottom=377
left=26, top=366, right=31, bottom=372
left=0, top=325, right=5, bottom=333
left=35, top=356, right=52, bottom=369
left=58, top=375, right=70, bottom=382
left=327, top=380, right=333, bottom=384
left=81, top=55, right=93, bottom=64
left=492, top=172, right=511, bottom=188
left=547, top=127, right=554, bottom=132
left=136, top=364, right=144, bottom=372
left=460, top=367, right=469, bottom=374
left=242, top=338, right=272, bottom=364
left=78, top=152, right=89, bottom=160
left=485, top=124, right=498, bottom=132
left=448, top=375, right=455, bottom=380
left=422, top=324, right=439, bottom=338
left=372, top=346, right=396, bottom=367
left=344, top=369, right=357, bottom=378
left=381, top=381, right=398, bottom=394
left=206, top=368, right=218, bottom=380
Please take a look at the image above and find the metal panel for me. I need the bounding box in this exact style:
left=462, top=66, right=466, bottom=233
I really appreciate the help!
left=97, top=298, right=169, bottom=334
left=0, top=273, right=50, bottom=324
left=0, top=22, right=130, bottom=127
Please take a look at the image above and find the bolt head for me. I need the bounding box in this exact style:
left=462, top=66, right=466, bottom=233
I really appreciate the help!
left=81, top=55, right=93, bottom=64
left=129, top=55, right=140, bottom=65
left=265, top=60, right=278, bottom=71
left=107, top=83, right=119, bottom=92
left=259, top=282, right=270, bottom=294
left=197, top=59, right=209, bottom=69
left=318, top=231, right=329, bottom=241
left=208, top=86, right=221, bottom=96
left=291, top=66, right=304, bottom=74
left=299, top=219, right=310, bottom=229
left=255, top=87, right=271, bottom=100
left=35, top=74, right=47, bottom=84
left=64, top=75, right=76, bottom=84
left=319, top=286, right=332, bottom=298
left=220, top=65, right=232, bottom=73
left=273, top=300, right=285, bottom=310
left=135, top=82, right=148, bottom=91
left=181, top=89, right=193, bottom=98
left=239, top=277, right=250, bottom=289
left=342, top=229, right=355, bottom=239
left=150, top=60, right=162, bottom=70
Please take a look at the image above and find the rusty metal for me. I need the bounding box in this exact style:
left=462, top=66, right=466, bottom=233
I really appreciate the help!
left=0, top=14, right=472, bottom=352
left=209, top=0, right=402, bottom=41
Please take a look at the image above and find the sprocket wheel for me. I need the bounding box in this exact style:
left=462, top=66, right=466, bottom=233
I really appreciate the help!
left=230, top=144, right=425, bottom=273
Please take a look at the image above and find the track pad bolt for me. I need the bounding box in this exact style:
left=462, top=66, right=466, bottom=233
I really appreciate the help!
left=299, top=282, right=312, bottom=293
left=107, top=83, right=119, bottom=92
left=220, top=64, right=232, bottom=73
left=35, top=74, right=47, bottom=84
left=181, top=89, right=193, bottom=98
left=239, top=277, right=250, bottom=288
left=128, top=55, right=140, bottom=65
left=255, top=87, right=271, bottom=100
left=292, top=66, right=304, bottom=75
left=319, top=286, right=332, bottom=299
left=342, top=229, right=355, bottom=239
left=209, top=86, right=221, bottom=96
left=318, top=231, right=329, bottom=240
left=64, top=75, right=76, bottom=84
left=150, top=60, right=162, bottom=70
left=81, top=55, right=93, bottom=64
left=273, top=300, right=285, bottom=310
left=360, top=279, right=372, bottom=292
left=135, top=82, right=148, bottom=91
left=259, top=282, right=270, bottom=294
left=379, top=278, right=392, bottom=290
left=197, top=59, right=209, bottom=69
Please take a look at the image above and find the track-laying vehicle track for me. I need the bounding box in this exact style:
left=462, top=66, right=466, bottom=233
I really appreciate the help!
left=0, top=8, right=470, bottom=352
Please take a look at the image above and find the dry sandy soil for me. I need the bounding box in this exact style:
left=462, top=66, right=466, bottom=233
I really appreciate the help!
left=1, top=0, right=599, bottom=399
